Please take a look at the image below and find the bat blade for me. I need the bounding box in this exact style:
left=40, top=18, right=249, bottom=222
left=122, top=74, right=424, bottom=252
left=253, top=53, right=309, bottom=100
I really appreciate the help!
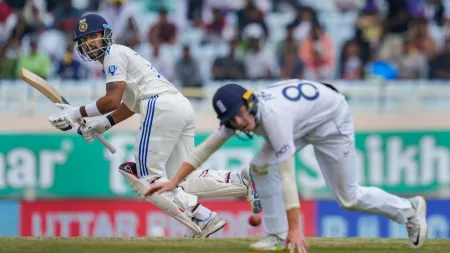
left=19, top=68, right=69, bottom=104
left=19, top=67, right=117, bottom=154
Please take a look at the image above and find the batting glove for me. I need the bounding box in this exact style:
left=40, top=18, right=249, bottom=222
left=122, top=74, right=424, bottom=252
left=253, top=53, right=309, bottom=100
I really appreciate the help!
left=48, top=103, right=82, bottom=131
left=77, top=117, right=112, bottom=143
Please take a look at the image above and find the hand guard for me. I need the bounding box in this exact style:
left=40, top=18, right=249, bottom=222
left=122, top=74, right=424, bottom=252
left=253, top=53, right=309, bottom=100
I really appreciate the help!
left=77, top=117, right=112, bottom=142
left=48, top=103, right=81, bottom=131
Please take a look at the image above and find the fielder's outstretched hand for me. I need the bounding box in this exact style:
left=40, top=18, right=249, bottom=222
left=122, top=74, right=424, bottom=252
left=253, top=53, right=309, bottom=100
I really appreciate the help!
left=145, top=180, right=177, bottom=196
left=286, top=229, right=309, bottom=253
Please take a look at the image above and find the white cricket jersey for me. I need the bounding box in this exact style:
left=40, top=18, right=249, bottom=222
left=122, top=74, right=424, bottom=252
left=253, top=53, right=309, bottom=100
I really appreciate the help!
left=216, top=79, right=346, bottom=164
left=102, top=44, right=178, bottom=113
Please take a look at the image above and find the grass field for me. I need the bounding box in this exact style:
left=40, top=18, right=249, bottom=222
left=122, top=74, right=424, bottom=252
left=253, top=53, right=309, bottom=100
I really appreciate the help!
left=0, top=238, right=449, bottom=253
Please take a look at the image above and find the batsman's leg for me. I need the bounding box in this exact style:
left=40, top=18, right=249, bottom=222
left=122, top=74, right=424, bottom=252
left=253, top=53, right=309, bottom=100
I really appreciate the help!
left=119, top=162, right=225, bottom=237
left=130, top=95, right=225, bottom=237
left=179, top=167, right=262, bottom=214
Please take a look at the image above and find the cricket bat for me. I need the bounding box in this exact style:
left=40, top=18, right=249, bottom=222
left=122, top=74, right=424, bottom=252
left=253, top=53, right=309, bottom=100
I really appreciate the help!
left=19, top=68, right=117, bottom=154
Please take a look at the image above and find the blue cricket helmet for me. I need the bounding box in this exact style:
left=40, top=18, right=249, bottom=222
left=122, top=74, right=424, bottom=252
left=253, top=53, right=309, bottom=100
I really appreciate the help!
left=73, top=14, right=111, bottom=41
left=212, top=83, right=255, bottom=125
left=73, top=14, right=114, bottom=61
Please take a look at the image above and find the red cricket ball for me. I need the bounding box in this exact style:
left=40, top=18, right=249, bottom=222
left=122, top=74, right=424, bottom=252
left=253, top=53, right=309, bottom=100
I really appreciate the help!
left=248, top=214, right=262, bottom=227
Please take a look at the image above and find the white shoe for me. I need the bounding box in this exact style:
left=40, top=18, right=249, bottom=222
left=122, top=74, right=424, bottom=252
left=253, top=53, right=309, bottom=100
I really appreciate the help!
left=241, top=167, right=262, bottom=214
left=406, top=196, right=428, bottom=249
left=249, top=235, right=286, bottom=251
left=185, top=212, right=226, bottom=238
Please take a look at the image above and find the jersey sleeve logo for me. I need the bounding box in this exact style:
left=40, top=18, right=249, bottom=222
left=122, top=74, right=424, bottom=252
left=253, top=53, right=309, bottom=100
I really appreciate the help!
left=108, top=65, right=117, bottom=76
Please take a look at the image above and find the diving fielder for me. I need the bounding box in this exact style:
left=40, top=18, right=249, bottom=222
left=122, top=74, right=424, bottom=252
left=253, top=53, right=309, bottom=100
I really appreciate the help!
left=148, top=80, right=428, bottom=252
left=47, top=14, right=261, bottom=238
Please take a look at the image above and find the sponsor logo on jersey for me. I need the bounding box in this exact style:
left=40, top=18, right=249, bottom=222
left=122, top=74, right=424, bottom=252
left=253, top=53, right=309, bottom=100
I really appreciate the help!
left=108, top=65, right=117, bottom=76
left=256, top=91, right=275, bottom=101
left=275, top=144, right=290, bottom=157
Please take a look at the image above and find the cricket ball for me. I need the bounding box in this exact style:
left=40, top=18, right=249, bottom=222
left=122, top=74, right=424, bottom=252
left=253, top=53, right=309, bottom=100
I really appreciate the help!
left=248, top=214, right=262, bottom=227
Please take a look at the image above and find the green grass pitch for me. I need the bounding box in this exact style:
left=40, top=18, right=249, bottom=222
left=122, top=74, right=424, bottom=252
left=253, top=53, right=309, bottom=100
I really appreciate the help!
left=0, top=237, right=448, bottom=253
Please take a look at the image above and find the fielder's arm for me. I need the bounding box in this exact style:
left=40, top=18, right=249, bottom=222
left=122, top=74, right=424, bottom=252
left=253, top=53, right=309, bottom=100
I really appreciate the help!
left=80, top=81, right=126, bottom=117
left=171, top=132, right=230, bottom=185
left=278, top=156, right=301, bottom=232
left=262, top=116, right=301, bottom=231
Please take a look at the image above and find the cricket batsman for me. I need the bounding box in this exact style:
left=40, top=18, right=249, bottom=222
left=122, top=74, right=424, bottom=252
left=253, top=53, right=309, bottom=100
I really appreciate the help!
left=47, top=13, right=261, bottom=238
left=148, top=80, right=428, bottom=252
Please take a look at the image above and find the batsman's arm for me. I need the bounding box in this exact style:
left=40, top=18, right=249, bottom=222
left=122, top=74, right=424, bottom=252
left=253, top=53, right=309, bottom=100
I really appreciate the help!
left=80, top=81, right=126, bottom=117
left=109, top=103, right=135, bottom=125
left=171, top=132, right=230, bottom=185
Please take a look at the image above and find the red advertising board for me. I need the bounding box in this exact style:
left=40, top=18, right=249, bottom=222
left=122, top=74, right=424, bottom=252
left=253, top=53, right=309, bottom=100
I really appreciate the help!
left=20, top=199, right=316, bottom=237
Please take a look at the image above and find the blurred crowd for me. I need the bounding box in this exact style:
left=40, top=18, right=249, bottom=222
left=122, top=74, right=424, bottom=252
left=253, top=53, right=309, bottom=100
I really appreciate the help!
left=1, top=0, right=450, bottom=88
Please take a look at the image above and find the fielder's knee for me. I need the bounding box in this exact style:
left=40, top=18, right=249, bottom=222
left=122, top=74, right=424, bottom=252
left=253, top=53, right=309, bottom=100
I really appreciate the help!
left=252, top=168, right=281, bottom=198
left=335, top=188, right=360, bottom=211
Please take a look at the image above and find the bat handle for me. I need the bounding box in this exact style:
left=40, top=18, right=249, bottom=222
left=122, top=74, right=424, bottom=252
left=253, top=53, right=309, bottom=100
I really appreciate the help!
left=78, top=119, right=117, bottom=154
left=93, top=132, right=117, bottom=154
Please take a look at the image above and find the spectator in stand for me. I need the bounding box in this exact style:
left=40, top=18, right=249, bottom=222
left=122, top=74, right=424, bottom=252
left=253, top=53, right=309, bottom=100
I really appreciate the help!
left=175, top=45, right=203, bottom=88
left=212, top=38, right=246, bottom=80
left=148, top=8, right=177, bottom=46
left=8, top=6, right=43, bottom=42
left=355, top=1, right=383, bottom=56
left=271, top=0, right=302, bottom=12
left=0, top=0, right=16, bottom=43
left=279, top=50, right=304, bottom=79
left=299, top=21, right=335, bottom=81
left=396, top=38, right=426, bottom=79
left=118, top=17, right=142, bottom=50
left=187, top=0, right=204, bottom=25
left=339, top=28, right=371, bottom=75
left=339, top=40, right=365, bottom=80
left=144, top=0, right=176, bottom=14
left=148, top=43, right=176, bottom=83
left=408, top=17, right=437, bottom=58
left=243, top=33, right=278, bottom=80
left=203, top=8, right=226, bottom=44
left=276, top=24, right=298, bottom=62
left=57, top=42, right=86, bottom=80
left=101, top=0, right=136, bottom=39
left=378, top=0, right=410, bottom=61
left=85, top=0, right=102, bottom=11
left=4, top=36, right=20, bottom=59
left=288, top=6, right=319, bottom=42
left=237, top=0, right=269, bottom=39
left=52, top=0, right=82, bottom=29
left=21, top=0, right=47, bottom=36
left=428, top=38, right=450, bottom=79
left=0, top=42, right=17, bottom=79
left=15, top=35, right=51, bottom=78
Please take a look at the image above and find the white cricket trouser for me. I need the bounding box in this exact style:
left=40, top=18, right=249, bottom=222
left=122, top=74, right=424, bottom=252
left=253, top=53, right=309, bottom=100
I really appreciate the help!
left=253, top=99, right=414, bottom=236
left=133, top=91, right=196, bottom=179
left=252, top=165, right=289, bottom=235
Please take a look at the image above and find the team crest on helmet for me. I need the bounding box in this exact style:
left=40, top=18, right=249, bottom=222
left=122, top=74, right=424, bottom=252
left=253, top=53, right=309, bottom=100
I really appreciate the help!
left=78, top=18, right=88, bottom=32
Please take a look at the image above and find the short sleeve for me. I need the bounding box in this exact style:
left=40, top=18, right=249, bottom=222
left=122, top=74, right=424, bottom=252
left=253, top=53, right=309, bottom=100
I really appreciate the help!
left=103, top=49, right=128, bottom=83
left=215, top=125, right=235, bottom=139
left=262, top=114, right=295, bottom=164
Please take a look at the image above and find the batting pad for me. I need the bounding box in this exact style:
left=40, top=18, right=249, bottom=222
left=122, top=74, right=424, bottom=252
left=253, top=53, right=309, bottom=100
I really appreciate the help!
left=182, top=178, right=248, bottom=198
left=119, top=170, right=202, bottom=233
